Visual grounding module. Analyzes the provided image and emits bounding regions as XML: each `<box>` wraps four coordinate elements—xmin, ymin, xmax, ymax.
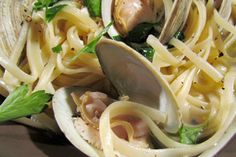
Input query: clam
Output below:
<box><xmin>0</xmin><ymin>0</ymin><xmax>33</xmax><ymax>58</ymax></box>
<box><xmin>101</xmin><ymin>0</ymin><xmax>163</xmax><ymax>37</ymax></box>
<box><xmin>102</xmin><ymin>0</ymin><xmax>192</xmax><ymax>44</ymax></box>
<box><xmin>159</xmin><ymin>0</ymin><xmax>192</xmax><ymax>44</ymax></box>
<box><xmin>52</xmin><ymin>38</ymin><xmax>181</xmax><ymax>156</ymax></box>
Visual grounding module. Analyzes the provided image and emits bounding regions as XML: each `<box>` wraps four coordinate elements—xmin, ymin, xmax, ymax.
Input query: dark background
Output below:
<box><xmin>0</xmin><ymin>122</ymin><xmax>235</xmax><ymax>157</ymax></box>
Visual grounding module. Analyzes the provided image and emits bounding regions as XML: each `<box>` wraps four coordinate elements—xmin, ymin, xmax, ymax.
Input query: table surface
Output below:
<box><xmin>0</xmin><ymin>122</ymin><xmax>235</xmax><ymax>157</ymax></box>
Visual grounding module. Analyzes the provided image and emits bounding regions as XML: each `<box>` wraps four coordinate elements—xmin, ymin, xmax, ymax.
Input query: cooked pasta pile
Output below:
<box><xmin>0</xmin><ymin>1</ymin><xmax>103</xmax><ymax>96</ymax></box>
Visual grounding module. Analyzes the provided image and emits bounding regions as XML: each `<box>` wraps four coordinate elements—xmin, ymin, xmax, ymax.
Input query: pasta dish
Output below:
<box><xmin>0</xmin><ymin>0</ymin><xmax>236</xmax><ymax>157</ymax></box>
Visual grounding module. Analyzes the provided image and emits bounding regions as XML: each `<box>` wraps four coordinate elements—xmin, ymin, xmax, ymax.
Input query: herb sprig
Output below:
<box><xmin>179</xmin><ymin>125</ymin><xmax>203</xmax><ymax>144</ymax></box>
<box><xmin>0</xmin><ymin>85</ymin><xmax>52</xmax><ymax>123</ymax></box>
<box><xmin>33</xmin><ymin>0</ymin><xmax>67</xmax><ymax>22</ymax></box>
<box><xmin>84</xmin><ymin>0</ymin><xmax>101</xmax><ymax>17</ymax></box>
<box><xmin>52</xmin><ymin>44</ymin><xmax>62</xmax><ymax>53</ymax></box>
<box><xmin>72</xmin><ymin>22</ymin><xmax>113</xmax><ymax>60</ymax></box>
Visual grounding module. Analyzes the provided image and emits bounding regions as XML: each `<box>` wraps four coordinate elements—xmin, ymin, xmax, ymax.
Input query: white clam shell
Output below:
<box><xmin>53</xmin><ymin>87</ymin><xmax>102</xmax><ymax>157</ymax></box>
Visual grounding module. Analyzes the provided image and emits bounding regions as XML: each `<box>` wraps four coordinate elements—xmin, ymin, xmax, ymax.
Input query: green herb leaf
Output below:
<box><xmin>112</xmin><ymin>35</ymin><xmax>123</xmax><ymax>41</ymax></box>
<box><xmin>33</xmin><ymin>0</ymin><xmax>51</xmax><ymax>10</ymax></box>
<box><xmin>127</xmin><ymin>42</ymin><xmax>155</xmax><ymax>62</ymax></box>
<box><xmin>46</xmin><ymin>4</ymin><xmax>67</xmax><ymax>22</ymax></box>
<box><xmin>33</xmin><ymin>0</ymin><xmax>61</xmax><ymax>10</ymax></box>
<box><xmin>33</xmin><ymin>0</ymin><xmax>66</xmax><ymax>22</ymax></box>
<box><xmin>84</xmin><ymin>0</ymin><xmax>101</xmax><ymax>17</ymax></box>
<box><xmin>0</xmin><ymin>85</ymin><xmax>52</xmax><ymax>123</ymax></box>
<box><xmin>126</xmin><ymin>22</ymin><xmax>158</xmax><ymax>43</ymax></box>
<box><xmin>179</xmin><ymin>125</ymin><xmax>203</xmax><ymax>144</ymax></box>
<box><xmin>52</xmin><ymin>44</ymin><xmax>62</xmax><ymax>53</ymax></box>
<box><xmin>48</xmin><ymin>0</ymin><xmax>61</xmax><ymax>6</ymax></box>
<box><xmin>72</xmin><ymin>22</ymin><xmax>113</xmax><ymax>60</ymax></box>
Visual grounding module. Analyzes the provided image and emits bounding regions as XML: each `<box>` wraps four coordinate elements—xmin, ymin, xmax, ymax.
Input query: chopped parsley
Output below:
<box><xmin>52</xmin><ymin>44</ymin><xmax>62</xmax><ymax>53</ymax></box>
<box><xmin>179</xmin><ymin>125</ymin><xmax>203</xmax><ymax>144</ymax></box>
<box><xmin>45</xmin><ymin>4</ymin><xmax>67</xmax><ymax>22</ymax></box>
<box><xmin>33</xmin><ymin>0</ymin><xmax>67</xmax><ymax>22</ymax></box>
<box><xmin>127</xmin><ymin>42</ymin><xmax>155</xmax><ymax>62</ymax></box>
<box><xmin>84</xmin><ymin>0</ymin><xmax>101</xmax><ymax>17</ymax></box>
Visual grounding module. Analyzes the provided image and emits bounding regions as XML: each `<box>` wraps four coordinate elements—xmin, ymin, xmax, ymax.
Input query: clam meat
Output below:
<box><xmin>102</xmin><ymin>0</ymin><xmax>164</xmax><ymax>37</ymax></box>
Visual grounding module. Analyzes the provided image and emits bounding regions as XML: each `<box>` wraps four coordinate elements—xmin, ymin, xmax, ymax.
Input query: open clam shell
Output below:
<box><xmin>53</xmin><ymin>87</ymin><xmax>102</xmax><ymax>157</ymax></box>
<box><xmin>0</xmin><ymin>0</ymin><xmax>33</xmax><ymax>57</ymax></box>
<box><xmin>52</xmin><ymin>38</ymin><xmax>182</xmax><ymax>156</ymax></box>
<box><xmin>159</xmin><ymin>0</ymin><xmax>192</xmax><ymax>44</ymax></box>
<box><xmin>96</xmin><ymin>38</ymin><xmax>181</xmax><ymax>133</ymax></box>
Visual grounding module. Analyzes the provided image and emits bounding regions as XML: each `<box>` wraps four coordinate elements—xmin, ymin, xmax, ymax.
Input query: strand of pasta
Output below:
<box><xmin>100</xmin><ymin>101</ymin><xmax>236</xmax><ymax>157</ymax></box>
<box><xmin>151</xmin><ymin>53</ymin><xmax>173</xmax><ymax>68</ymax></box>
<box><xmin>186</xmin><ymin>95</ymin><xmax>208</xmax><ymax>108</ymax></box>
<box><xmin>57</xmin><ymin>54</ymin><xmax>102</xmax><ymax>75</ymax></box>
<box><xmin>170</xmin><ymin>38</ymin><xmax>223</xmax><ymax>82</ymax></box>
<box><xmin>0</xmin><ymin>78</ymin><xmax>14</xmax><ymax>95</ymax></box>
<box><xmin>170</xmin><ymin>69</ymin><xmax>191</xmax><ymax>93</ymax></box>
<box><xmin>99</xmin><ymin>101</ymin><xmax>170</xmax><ymax>157</ymax></box>
<box><xmin>34</xmin><ymin>55</ymin><xmax>56</xmax><ymax>93</ymax></box>
<box><xmin>2</xmin><ymin>21</ymin><xmax>30</xmax><ymax>87</ymax></box>
<box><xmin>176</xmin><ymin>68</ymin><xmax>197</xmax><ymax>119</ymax></box>
<box><xmin>55</xmin><ymin>6</ymin><xmax>98</xmax><ymax>35</ymax></box>
<box><xmin>224</xmin><ymin>33</ymin><xmax>236</xmax><ymax>49</ymax></box>
<box><xmin>199</xmin><ymin>118</ymin><xmax>236</xmax><ymax>157</ymax></box>
<box><xmin>147</xmin><ymin>35</ymin><xmax>180</xmax><ymax>66</ymax></box>
<box><xmin>185</xmin><ymin>0</ymin><xmax>207</xmax><ymax>47</ymax></box>
<box><xmin>182</xmin><ymin>43</ymin><xmax>212</xmax><ymax>123</ymax></box>
<box><xmin>219</xmin><ymin>70</ymin><xmax>236</xmax><ymax>127</ymax></box>
<box><xmin>211</xmin><ymin>18</ymin><xmax>226</xmax><ymax>53</ymax></box>
<box><xmin>0</xmin><ymin>54</ymin><xmax>36</xmax><ymax>83</ymax></box>
<box><xmin>214</xmin><ymin>9</ymin><xmax>236</xmax><ymax>36</ymax></box>
<box><xmin>66</xmin><ymin>26</ymin><xmax>84</xmax><ymax>50</ymax></box>
<box><xmin>219</xmin><ymin>0</ymin><xmax>232</xmax><ymax>19</ymax></box>
<box><xmin>26</xmin><ymin>22</ymin><xmax>44</xmax><ymax>78</ymax></box>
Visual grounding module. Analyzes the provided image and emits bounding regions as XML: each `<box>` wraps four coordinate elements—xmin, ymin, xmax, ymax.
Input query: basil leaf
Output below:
<box><xmin>126</xmin><ymin>22</ymin><xmax>158</xmax><ymax>43</ymax></box>
<box><xmin>52</xmin><ymin>44</ymin><xmax>62</xmax><ymax>53</ymax></box>
<box><xmin>127</xmin><ymin>42</ymin><xmax>155</xmax><ymax>62</ymax></box>
<box><xmin>46</xmin><ymin>4</ymin><xmax>67</xmax><ymax>22</ymax></box>
<box><xmin>84</xmin><ymin>0</ymin><xmax>101</xmax><ymax>17</ymax></box>
<box><xmin>0</xmin><ymin>85</ymin><xmax>52</xmax><ymax>123</ymax></box>
<box><xmin>72</xmin><ymin>22</ymin><xmax>113</xmax><ymax>60</ymax></box>
<box><xmin>179</xmin><ymin>125</ymin><xmax>203</xmax><ymax>144</ymax></box>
